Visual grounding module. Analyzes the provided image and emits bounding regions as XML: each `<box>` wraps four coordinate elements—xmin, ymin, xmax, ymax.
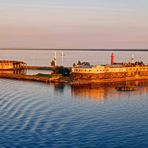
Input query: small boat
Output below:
<box><xmin>116</xmin><ymin>85</ymin><xmax>137</xmax><ymax>91</ymax></box>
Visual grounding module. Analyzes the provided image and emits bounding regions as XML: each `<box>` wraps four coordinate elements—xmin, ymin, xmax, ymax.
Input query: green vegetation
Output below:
<box><xmin>35</xmin><ymin>73</ymin><xmax>52</xmax><ymax>78</ymax></box>
<box><xmin>52</xmin><ymin>66</ymin><xmax>71</xmax><ymax>76</ymax></box>
<box><xmin>135</xmin><ymin>61</ymin><xmax>145</xmax><ymax>66</ymax></box>
<box><xmin>73</xmin><ymin>60</ymin><xmax>90</xmax><ymax>67</ymax></box>
<box><xmin>34</xmin><ymin>67</ymin><xmax>71</xmax><ymax>80</ymax></box>
<box><xmin>32</xmin><ymin>71</ymin><xmax>71</xmax><ymax>83</ymax></box>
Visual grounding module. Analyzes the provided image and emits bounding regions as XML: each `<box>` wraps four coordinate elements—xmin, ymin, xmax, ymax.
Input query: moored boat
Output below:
<box><xmin>116</xmin><ymin>86</ymin><xmax>137</xmax><ymax>91</ymax></box>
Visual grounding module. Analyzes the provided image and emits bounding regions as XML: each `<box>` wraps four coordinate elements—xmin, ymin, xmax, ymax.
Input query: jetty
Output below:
<box><xmin>0</xmin><ymin>73</ymin><xmax>68</xmax><ymax>84</ymax></box>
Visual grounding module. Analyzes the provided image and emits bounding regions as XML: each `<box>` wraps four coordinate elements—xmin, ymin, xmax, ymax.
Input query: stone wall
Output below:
<box><xmin>72</xmin><ymin>66</ymin><xmax>148</xmax><ymax>74</ymax></box>
<box><xmin>72</xmin><ymin>71</ymin><xmax>148</xmax><ymax>81</ymax></box>
<box><xmin>0</xmin><ymin>61</ymin><xmax>27</xmax><ymax>70</ymax></box>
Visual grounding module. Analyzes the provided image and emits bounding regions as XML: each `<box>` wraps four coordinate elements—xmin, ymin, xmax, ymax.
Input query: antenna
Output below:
<box><xmin>61</xmin><ymin>51</ymin><xmax>65</xmax><ymax>66</ymax></box>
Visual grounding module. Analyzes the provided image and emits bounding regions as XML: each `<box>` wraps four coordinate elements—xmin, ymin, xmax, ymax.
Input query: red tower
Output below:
<box><xmin>111</xmin><ymin>53</ymin><xmax>114</xmax><ymax>65</ymax></box>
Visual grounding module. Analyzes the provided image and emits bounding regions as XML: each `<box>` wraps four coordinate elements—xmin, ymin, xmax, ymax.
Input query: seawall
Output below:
<box><xmin>0</xmin><ymin>73</ymin><xmax>67</xmax><ymax>84</ymax></box>
<box><xmin>71</xmin><ymin>76</ymin><xmax>148</xmax><ymax>86</ymax></box>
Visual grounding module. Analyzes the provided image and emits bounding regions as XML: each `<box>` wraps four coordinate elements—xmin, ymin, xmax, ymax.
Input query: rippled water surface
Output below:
<box><xmin>0</xmin><ymin>79</ymin><xmax>148</xmax><ymax>147</ymax></box>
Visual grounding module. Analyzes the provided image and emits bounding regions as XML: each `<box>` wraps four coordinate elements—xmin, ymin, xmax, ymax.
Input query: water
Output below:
<box><xmin>27</xmin><ymin>70</ymin><xmax>51</xmax><ymax>75</ymax></box>
<box><xmin>0</xmin><ymin>69</ymin><xmax>51</xmax><ymax>75</ymax></box>
<box><xmin>0</xmin><ymin>50</ymin><xmax>148</xmax><ymax>147</ymax></box>
<box><xmin>0</xmin><ymin>79</ymin><xmax>148</xmax><ymax>147</ymax></box>
<box><xmin>0</xmin><ymin>50</ymin><xmax>147</xmax><ymax>66</ymax></box>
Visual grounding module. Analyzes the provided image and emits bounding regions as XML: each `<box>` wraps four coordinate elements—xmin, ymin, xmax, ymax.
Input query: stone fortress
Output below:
<box><xmin>72</xmin><ymin>53</ymin><xmax>148</xmax><ymax>82</ymax></box>
<box><xmin>0</xmin><ymin>60</ymin><xmax>27</xmax><ymax>70</ymax></box>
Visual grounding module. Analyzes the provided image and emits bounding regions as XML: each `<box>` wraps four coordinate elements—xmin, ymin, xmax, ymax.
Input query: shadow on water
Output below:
<box><xmin>52</xmin><ymin>83</ymin><xmax>66</xmax><ymax>94</ymax></box>
<box><xmin>71</xmin><ymin>80</ymin><xmax>148</xmax><ymax>102</ymax></box>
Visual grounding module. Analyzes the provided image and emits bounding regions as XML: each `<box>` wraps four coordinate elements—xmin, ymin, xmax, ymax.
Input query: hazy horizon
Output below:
<box><xmin>0</xmin><ymin>0</ymin><xmax>148</xmax><ymax>49</ymax></box>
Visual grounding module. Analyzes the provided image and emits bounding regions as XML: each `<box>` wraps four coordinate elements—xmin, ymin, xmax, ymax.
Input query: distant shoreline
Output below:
<box><xmin>0</xmin><ymin>49</ymin><xmax>148</xmax><ymax>52</ymax></box>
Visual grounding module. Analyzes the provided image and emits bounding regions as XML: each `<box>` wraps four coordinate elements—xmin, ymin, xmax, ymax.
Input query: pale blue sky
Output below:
<box><xmin>0</xmin><ymin>0</ymin><xmax>148</xmax><ymax>48</ymax></box>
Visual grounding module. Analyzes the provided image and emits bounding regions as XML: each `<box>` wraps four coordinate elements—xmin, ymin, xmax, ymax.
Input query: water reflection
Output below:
<box><xmin>71</xmin><ymin>80</ymin><xmax>148</xmax><ymax>102</ymax></box>
<box><xmin>0</xmin><ymin>69</ymin><xmax>26</xmax><ymax>75</ymax></box>
<box><xmin>53</xmin><ymin>83</ymin><xmax>65</xmax><ymax>94</ymax></box>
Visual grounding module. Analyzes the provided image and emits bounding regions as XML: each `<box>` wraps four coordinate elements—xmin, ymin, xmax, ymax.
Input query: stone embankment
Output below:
<box><xmin>71</xmin><ymin>76</ymin><xmax>148</xmax><ymax>86</ymax></box>
<box><xmin>0</xmin><ymin>73</ymin><xmax>69</xmax><ymax>84</ymax></box>
<box><xmin>1</xmin><ymin>72</ymin><xmax>148</xmax><ymax>86</ymax></box>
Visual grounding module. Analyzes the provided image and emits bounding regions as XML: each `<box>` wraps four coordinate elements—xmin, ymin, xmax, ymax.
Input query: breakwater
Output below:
<box><xmin>0</xmin><ymin>73</ymin><xmax>68</xmax><ymax>84</ymax></box>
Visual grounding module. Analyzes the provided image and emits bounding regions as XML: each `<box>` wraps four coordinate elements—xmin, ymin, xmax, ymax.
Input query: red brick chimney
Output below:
<box><xmin>111</xmin><ymin>53</ymin><xmax>114</xmax><ymax>65</ymax></box>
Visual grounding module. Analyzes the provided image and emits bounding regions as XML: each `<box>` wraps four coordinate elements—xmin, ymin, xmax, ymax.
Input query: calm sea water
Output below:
<box><xmin>0</xmin><ymin>79</ymin><xmax>148</xmax><ymax>147</ymax></box>
<box><xmin>0</xmin><ymin>50</ymin><xmax>148</xmax><ymax>147</ymax></box>
<box><xmin>27</xmin><ymin>70</ymin><xmax>51</xmax><ymax>75</ymax></box>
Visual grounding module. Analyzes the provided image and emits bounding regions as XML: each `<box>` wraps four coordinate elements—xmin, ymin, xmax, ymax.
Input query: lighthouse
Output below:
<box><xmin>111</xmin><ymin>53</ymin><xmax>115</xmax><ymax>65</ymax></box>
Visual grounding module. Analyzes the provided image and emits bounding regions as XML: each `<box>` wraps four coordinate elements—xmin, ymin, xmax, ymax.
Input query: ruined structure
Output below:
<box><xmin>0</xmin><ymin>60</ymin><xmax>27</xmax><ymax>70</ymax></box>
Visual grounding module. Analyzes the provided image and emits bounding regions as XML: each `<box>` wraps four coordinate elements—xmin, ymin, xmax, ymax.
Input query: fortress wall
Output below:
<box><xmin>72</xmin><ymin>72</ymin><xmax>127</xmax><ymax>80</ymax></box>
<box><xmin>0</xmin><ymin>62</ymin><xmax>14</xmax><ymax>70</ymax></box>
<box><xmin>72</xmin><ymin>66</ymin><xmax>148</xmax><ymax>74</ymax></box>
<box><xmin>0</xmin><ymin>61</ymin><xmax>27</xmax><ymax>70</ymax></box>
<box><xmin>72</xmin><ymin>68</ymin><xmax>148</xmax><ymax>81</ymax></box>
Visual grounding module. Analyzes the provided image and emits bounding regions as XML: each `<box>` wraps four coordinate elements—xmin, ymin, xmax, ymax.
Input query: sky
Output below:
<box><xmin>0</xmin><ymin>0</ymin><xmax>148</xmax><ymax>49</ymax></box>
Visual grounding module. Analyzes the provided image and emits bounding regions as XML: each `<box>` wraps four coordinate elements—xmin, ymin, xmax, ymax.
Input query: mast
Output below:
<box><xmin>61</xmin><ymin>51</ymin><xmax>64</xmax><ymax>66</ymax></box>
